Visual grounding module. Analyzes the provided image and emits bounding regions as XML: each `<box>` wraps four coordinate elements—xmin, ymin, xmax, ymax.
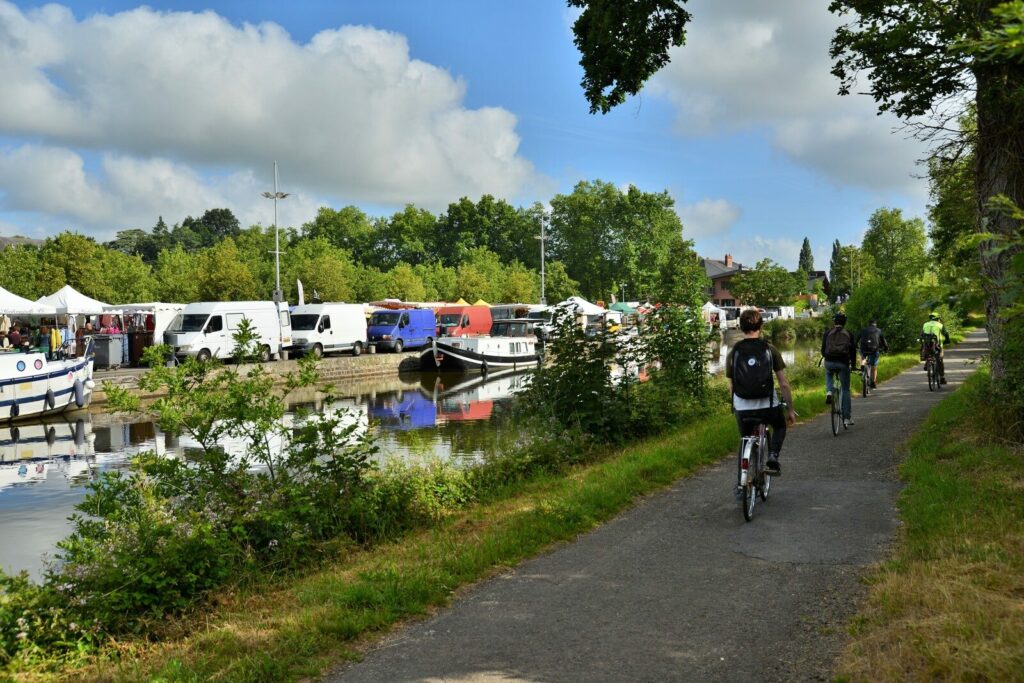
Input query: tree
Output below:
<box><xmin>655</xmin><ymin>238</ymin><xmax>708</xmax><ymax>304</ymax></box>
<box><xmin>499</xmin><ymin>262</ymin><xmax>539</xmax><ymax>303</ymax></box>
<box><xmin>386</xmin><ymin>263</ymin><xmax>427</xmax><ymax>302</ymax></box>
<box><xmin>283</xmin><ymin>239</ymin><xmax>357</xmax><ymax>303</ymax></box>
<box><xmin>543</xmin><ymin>261</ymin><xmax>580</xmax><ymax>303</ymax></box>
<box><xmin>830</xmin><ymin>245</ymin><xmax>876</xmax><ymax>299</ymax></box>
<box><xmin>196</xmin><ymin>239</ymin><xmax>258</xmax><ymax>301</ymax></box>
<box><xmin>569</xmin><ymin>0</ymin><xmax>691</xmax><ymax>114</ymax></box>
<box><xmin>798</xmin><ymin>237</ymin><xmax>815</xmax><ymax>272</ymax></box>
<box><xmin>829</xmin><ymin>0</ymin><xmax>1024</xmax><ymax>380</ymax></box>
<box><xmin>728</xmin><ymin>259</ymin><xmax>797</xmax><ymax>307</ymax></box>
<box><xmin>829</xmin><ymin>239</ymin><xmax>842</xmax><ymax>288</ymax></box>
<box><xmin>302</xmin><ymin>206</ymin><xmax>375</xmax><ymax>263</ymax></box>
<box><xmin>861</xmin><ymin>207</ymin><xmax>928</xmax><ymax>289</ymax></box>
<box><xmin>414</xmin><ymin>261</ymin><xmax>458</xmax><ymax>302</ymax></box>
<box><xmin>0</xmin><ymin>244</ymin><xmax>45</xmax><ymax>300</ymax></box>
<box><xmin>104</xmin><ymin>251</ymin><xmax>154</xmax><ymax>304</ymax></box>
<box><xmin>372</xmin><ymin>205</ymin><xmax>437</xmax><ymax>269</ymax></box>
<box><xmin>153</xmin><ymin>246</ymin><xmax>200</xmax><ymax>303</ymax></box>
<box><xmin>38</xmin><ymin>232</ymin><xmax>112</xmax><ymax>301</ymax></box>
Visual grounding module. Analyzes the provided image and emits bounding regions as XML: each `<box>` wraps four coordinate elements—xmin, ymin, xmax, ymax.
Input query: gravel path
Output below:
<box><xmin>326</xmin><ymin>330</ymin><xmax>989</xmax><ymax>682</ymax></box>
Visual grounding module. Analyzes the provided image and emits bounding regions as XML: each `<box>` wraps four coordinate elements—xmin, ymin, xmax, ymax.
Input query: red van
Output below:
<box><xmin>436</xmin><ymin>305</ymin><xmax>492</xmax><ymax>338</ymax></box>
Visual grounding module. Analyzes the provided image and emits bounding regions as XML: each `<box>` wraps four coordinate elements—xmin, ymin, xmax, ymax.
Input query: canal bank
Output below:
<box><xmin>89</xmin><ymin>350</ymin><xmax>424</xmax><ymax>406</ymax></box>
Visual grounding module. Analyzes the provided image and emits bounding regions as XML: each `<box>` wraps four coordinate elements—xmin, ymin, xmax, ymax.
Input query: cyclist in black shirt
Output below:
<box><xmin>856</xmin><ymin>319</ymin><xmax>888</xmax><ymax>389</ymax></box>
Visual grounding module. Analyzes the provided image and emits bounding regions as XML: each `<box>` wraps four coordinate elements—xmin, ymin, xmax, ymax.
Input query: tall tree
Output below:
<box><xmin>153</xmin><ymin>245</ymin><xmax>199</xmax><ymax>303</ymax></box>
<box><xmin>195</xmin><ymin>238</ymin><xmax>258</xmax><ymax>301</ymax></box>
<box><xmin>829</xmin><ymin>239</ymin><xmax>842</xmax><ymax>287</ymax></box>
<box><xmin>829</xmin><ymin>0</ymin><xmax>1024</xmax><ymax>380</ymax></box>
<box><xmin>798</xmin><ymin>237</ymin><xmax>815</xmax><ymax>272</ymax></box>
<box><xmin>728</xmin><ymin>259</ymin><xmax>797</xmax><ymax>307</ymax></box>
<box><xmin>302</xmin><ymin>206</ymin><xmax>375</xmax><ymax>263</ymax></box>
<box><xmin>861</xmin><ymin>207</ymin><xmax>928</xmax><ymax>288</ymax></box>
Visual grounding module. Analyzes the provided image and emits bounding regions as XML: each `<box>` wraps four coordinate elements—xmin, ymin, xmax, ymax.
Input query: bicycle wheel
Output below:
<box><xmin>759</xmin><ymin>468</ymin><xmax>771</xmax><ymax>501</ymax></box>
<box><xmin>861</xmin><ymin>367</ymin><xmax>869</xmax><ymax>397</ymax></box>
<box><xmin>831</xmin><ymin>388</ymin><xmax>841</xmax><ymax>436</ymax></box>
<box><xmin>927</xmin><ymin>362</ymin><xmax>936</xmax><ymax>391</ymax></box>
<box><xmin>742</xmin><ymin>483</ymin><xmax>756</xmax><ymax>521</ymax></box>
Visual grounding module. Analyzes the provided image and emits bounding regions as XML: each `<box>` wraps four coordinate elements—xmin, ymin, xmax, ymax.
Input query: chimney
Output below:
<box><xmin>724</xmin><ymin>254</ymin><xmax>733</xmax><ymax>267</ymax></box>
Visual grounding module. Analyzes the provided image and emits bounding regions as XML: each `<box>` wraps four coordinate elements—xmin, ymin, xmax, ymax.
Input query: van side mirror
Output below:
<box><xmin>317</xmin><ymin>324</ymin><xmax>324</xmax><ymax>333</ymax></box>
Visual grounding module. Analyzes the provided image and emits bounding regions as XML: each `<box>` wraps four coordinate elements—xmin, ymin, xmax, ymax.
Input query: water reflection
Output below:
<box><xmin>707</xmin><ymin>332</ymin><xmax>818</xmax><ymax>374</ymax></box>
<box><xmin>0</xmin><ymin>369</ymin><xmax>532</xmax><ymax>576</ymax></box>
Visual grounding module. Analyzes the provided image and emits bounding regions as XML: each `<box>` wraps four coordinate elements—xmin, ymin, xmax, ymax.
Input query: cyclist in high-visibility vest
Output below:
<box><xmin>921</xmin><ymin>312</ymin><xmax>950</xmax><ymax>384</ymax></box>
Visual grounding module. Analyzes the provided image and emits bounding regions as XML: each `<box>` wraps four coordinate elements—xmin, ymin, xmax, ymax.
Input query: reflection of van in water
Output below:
<box><xmin>367</xmin><ymin>309</ymin><xmax>435</xmax><ymax>353</ymax></box>
<box><xmin>288</xmin><ymin>303</ymin><xmax>367</xmax><ymax>358</ymax></box>
<box><xmin>165</xmin><ymin>301</ymin><xmax>292</xmax><ymax>362</ymax></box>
<box><xmin>436</xmin><ymin>305</ymin><xmax>492</xmax><ymax>338</ymax></box>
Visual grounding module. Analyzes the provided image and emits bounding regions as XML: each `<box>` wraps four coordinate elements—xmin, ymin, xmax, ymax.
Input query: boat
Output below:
<box><xmin>422</xmin><ymin>319</ymin><xmax>540</xmax><ymax>373</ymax></box>
<box><xmin>0</xmin><ymin>339</ymin><xmax>95</xmax><ymax>422</ymax></box>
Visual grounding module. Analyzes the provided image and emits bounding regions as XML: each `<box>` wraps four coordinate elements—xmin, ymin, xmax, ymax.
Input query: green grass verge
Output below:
<box><xmin>838</xmin><ymin>369</ymin><xmax>1024</xmax><ymax>681</ymax></box>
<box><xmin>10</xmin><ymin>351</ymin><xmax>923</xmax><ymax>682</ymax></box>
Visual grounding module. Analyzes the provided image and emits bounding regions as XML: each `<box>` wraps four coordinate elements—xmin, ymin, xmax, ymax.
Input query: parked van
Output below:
<box><xmin>436</xmin><ymin>305</ymin><xmax>492</xmax><ymax>338</ymax></box>
<box><xmin>164</xmin><ymin>301</ymin><xmax>292</xmax><ymax>362</ymax></box>
<box><xmin>367</xmin><ymin>308</ymin><xmax>435</xmax><ymax>353</ymax></box>
<box><xmin>288</xmin><ymin>303</ymin><xmax>367</xmax><ymax>358</ymax></box>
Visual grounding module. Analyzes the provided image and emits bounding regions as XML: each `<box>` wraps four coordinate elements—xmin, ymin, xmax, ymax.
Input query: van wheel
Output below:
<box><xmin>197</xmin><ymin>349</ymin><xmax>212</xmax><ymax>363</ymax></box>
<box><xmin>394</xmin><ymin>339</ymin><xmax>404</xmax><ymax>354</ymax></box>
<box><xmin>259</xmin><ymin>345</ymin><xmax>272</xmax><ymax>363</ymax></box>
<box><xmin>312</xmin><ymin>343</ymin><xmax>324</xmax><ymax>359</ymax></box>
<box><xmin>351</xmin><ymin>342</ymin><xmax>362</xmax><ymax>357</ymax></box>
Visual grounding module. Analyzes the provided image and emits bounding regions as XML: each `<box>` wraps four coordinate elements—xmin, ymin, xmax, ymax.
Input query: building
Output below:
<box><xmin>702</xmin><ymin>254</ymin><xmax>745</xmax><ymax>307</ymax></box>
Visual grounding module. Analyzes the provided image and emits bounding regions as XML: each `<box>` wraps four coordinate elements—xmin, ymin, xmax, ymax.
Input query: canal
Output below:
<box><xmin>0</xmin><ymin>369</ymin><xmax>532</xmax><ymax>577</ymax></box>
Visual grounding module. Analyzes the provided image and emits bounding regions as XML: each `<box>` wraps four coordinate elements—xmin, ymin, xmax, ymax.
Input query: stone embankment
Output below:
<box><xmin>90</xmin><ymin>351</ymin><xmax>425</xmax><ymax>406</ymax></box>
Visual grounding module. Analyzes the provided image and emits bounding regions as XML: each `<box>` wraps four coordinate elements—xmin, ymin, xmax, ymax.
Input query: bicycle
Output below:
<box><xmin>828</xmin><ymin>367</ymin><xmax>847</xmax><ymax>436</ymax></box>
<box><xmin>737</xmin><ymin>413</ymin><xmax>775</xmax><ymax>521</ymax></box>
<box><xmin>920</xmin><ymin>336</ymin><xmax>941</xmax><ymax>392</ymax></box>
<box><xmin>860</xmin><ymin>359</ymin><xmax>871</xmax><ymax>397</ymax></box>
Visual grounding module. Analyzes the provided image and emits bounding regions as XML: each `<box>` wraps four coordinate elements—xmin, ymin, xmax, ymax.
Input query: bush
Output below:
<box><xmin>844</xmin><ymin>279</ymin><xmax>920</xmax><ymax>350</ymax></box>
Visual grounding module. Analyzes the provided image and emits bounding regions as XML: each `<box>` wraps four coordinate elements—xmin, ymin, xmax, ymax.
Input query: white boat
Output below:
<box><xmin>422</xmin><ymin>319</ymin><xmax>540</xmax><ymax>373</ymax></box>
<box><xmin>0</xmin><ymin>340</ymin><xmax>95</xmax><ymax>422</ymax></box>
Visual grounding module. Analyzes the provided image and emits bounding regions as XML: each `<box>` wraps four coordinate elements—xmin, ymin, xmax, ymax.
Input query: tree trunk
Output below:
<box><xmin>974</xmin><ymin>62</ymin><xmax>1024</xmax><ymax>381</ymax></box>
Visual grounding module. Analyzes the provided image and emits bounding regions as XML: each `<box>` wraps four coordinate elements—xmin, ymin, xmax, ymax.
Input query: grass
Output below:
<box><xmin>838</xmin><ymin>369</ymin><xmax>1024</xmax><ymax>682</ymax></box>
<box><xmin>7</xmin><ymin>349</ymin><xmax>926</xmax><ymax>682</ymax></box>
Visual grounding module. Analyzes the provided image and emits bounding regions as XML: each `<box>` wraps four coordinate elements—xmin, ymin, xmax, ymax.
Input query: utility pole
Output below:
<box><xmin>262</xmin><ymin>161</ymin><xmax>290</xmax><ymax>303</ymax></box>
<box><xmin>535</xmin><ymin>212</ymin><xmax>548</xmax><ymax>305</ymax></box>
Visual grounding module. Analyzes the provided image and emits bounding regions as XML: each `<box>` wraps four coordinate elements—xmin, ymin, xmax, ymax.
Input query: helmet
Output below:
<box><xmin>929</xmin><ymin>311</ymin><xmax>939</xmax><ymax>320</ymax></box>
<box><xmin>833</xmin><ymin>312</ymin><xmax>847</xmax><ymax>325</ymax></box>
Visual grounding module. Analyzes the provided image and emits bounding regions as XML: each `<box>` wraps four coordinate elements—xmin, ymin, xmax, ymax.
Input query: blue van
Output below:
<box><xmin>367</xmin><ymin>308</ymin><xmax>435</xmax><ymax>353</ymax></box>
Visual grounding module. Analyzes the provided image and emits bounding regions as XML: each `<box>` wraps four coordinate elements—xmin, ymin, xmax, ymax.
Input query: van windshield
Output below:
<box><xmin>439</xmin><ymin>314</ymin><xmax>463</xmax><ymax>325</ymax></box>
<box><xmin>291</xmin><ymin>314</ymin><xmax>320</xmax><ymax>331</ymax></box>
<box><xmin>178</xmin><ymin>314</ymin><xmax>208</xmax><ymax>332</ymax></box>
<box><xmin>370</xmin><ymin>312</ymin><xmax>400</xmax><ymax>326</ymax></box>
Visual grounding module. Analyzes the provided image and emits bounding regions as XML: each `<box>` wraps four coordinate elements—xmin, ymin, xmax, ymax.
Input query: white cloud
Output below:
<box><xmin>649</xmin><ymin>0</ymin><xmax>929</xmax><ymax>196</ymax></box>
<box><xmin>677</xmin><ymin>198</ymin><xmax>741</xmax><ymax>239</ymax></box>
<box><xmin>0</xmin><ymin>1</ymin><xmax>541</xmax><ymax>224</ymax></box>
<box><xmin>0</xmin><ymin>145</ymin><xmax>324</xmax><ymax>238</ymax></box>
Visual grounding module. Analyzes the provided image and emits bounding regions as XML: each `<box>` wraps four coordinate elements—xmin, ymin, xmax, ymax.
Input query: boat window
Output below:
<box><xmin>205</xmin><ymin>315</ymin><xmax>223</xmax><ymax>333</ymax></box>
<box><xmin>371</xmin><ymin>312</ymin><xmax>401</xmax><ymax>326</ymax></box>
<box><xmin>178</xmin><ymin>314</ymin><xmax>207</xmax><ymax>332</ymax></box>
<box><xmin>292</xmin><ymin>314</ymin><xmax>319</xmax><ymax>331</ymax></box>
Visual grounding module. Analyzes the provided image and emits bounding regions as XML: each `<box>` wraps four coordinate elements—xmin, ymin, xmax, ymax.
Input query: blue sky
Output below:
<box><xmin>0</xmin><ymin>0</ymin><xmax>931</xmax><ymax>270</ymax></box>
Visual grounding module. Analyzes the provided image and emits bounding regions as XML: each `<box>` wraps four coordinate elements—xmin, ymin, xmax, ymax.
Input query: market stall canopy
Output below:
<box><xmin>472</xmin><ymin>299</ymin><xmax>490</xmax><ymax>307</ymax></box>
<box><xmin>554</xmin><ymin>296</ymin><xmax>605</xmax><ymax>315</ymax></box>
<box><xmin>610</xmin><ymin>301</ymin><xmax>637</xmax><ymax>314</ymax></box>
<box><xmin>37</xmin><ymin>285</ymin><xmax>109</xmax><ymax>315</ymax></box>
<box><xmin>0</xmin><ymin>285</ymin><xmax>57</xmax><ymax>315</ymax></box>
<box><xmin>454</xmin><ymin>298</ymin><xmax>470</xmax><ymax>306</ymax></box>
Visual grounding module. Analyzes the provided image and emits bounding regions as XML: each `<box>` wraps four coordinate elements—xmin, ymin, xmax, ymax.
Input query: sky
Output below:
<box><xmin>0</xmin><ymin>0</ymin><xmax>933</xmax><ymax>271</ymax></box>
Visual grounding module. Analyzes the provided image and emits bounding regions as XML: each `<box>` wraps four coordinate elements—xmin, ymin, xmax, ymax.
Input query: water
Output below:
<box><xmin>708</xmin><ymin>331</ymin><xmax>820</xmax><ymax>374</ymax></box>
<box><xmin>0</xmin><ymin>369</ymin><xmax>533</xmax><ymax>577</ymax></box>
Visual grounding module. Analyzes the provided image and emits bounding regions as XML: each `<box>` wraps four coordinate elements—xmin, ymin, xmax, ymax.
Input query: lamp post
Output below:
<box><xmin>535</xmin><ymin>212</ymin><xmax>548</xmax><ymax>305</ymax></box>
<box><xmin>262</xmin><ymin>161</ymin><xmax>290</xmax><ymax>303</ymax></box>
<box><xmin>620</xmin><ymin>283</ymin><xmax>627</xmax><ymax>304</ymax></box>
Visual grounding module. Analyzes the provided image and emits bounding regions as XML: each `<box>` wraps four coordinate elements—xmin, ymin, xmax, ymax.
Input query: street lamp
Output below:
<box><xmin>262</xmin><ymin>161</ymin><xmax>290</xmax><ymax>303</ymax></box>
<box><xmin>534</xmin><ymin>211</ymin><xmax>548</xmax><ymax>305</ymax></box>
<box><xmin>620</xmin><ymin>283</ymin><xmax>627</xmax><ymax>304</ymax></box>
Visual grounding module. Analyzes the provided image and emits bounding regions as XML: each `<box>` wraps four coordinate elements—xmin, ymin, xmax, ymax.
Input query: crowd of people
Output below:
<box><xmin>0</xmin><ymin>316</ymin><xmax>126</xmax><ymax>359</ymax></box>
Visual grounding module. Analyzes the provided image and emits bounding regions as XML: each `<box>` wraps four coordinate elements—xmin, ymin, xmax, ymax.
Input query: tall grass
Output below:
<box><xmin>839</xmin><ymin>370</ymin><xmax>1024</xmax><ymax>681</ymax></box>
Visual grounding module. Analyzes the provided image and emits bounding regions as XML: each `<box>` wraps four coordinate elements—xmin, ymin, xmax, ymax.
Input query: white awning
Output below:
<box><xmin>0</xmin><ymin>285</ymin><xmax>57</xmax><ymax>315</ymax></box>
<box><xmin>37</xmin><ymin>285</ymin><xmax>109</xmax><ymax>315</ymax></box>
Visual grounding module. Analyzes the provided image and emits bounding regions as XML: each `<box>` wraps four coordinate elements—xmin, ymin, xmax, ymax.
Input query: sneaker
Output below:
<box><xmin>870</xmin><ymin>381</ymin><xmax>877</xmax><ymax>389</ymax></box>
<box><xmin>844</xmin><ymin>418</ymin><xmax>855</xmax><ymax>427</ymax></box>
<box><xmin>825</xmin><ymin>392</ymin><xmax>833</xmax><ymax>405</ymax></box>
<box><xmin>940</xmin><ymin>377</ymin><xmax>948</xmax><ymax>384</ymax></box>
<box><xmin>766</xmin><ymin>453</ymin><xmax>781</xmax><ymax>476</ymax></box>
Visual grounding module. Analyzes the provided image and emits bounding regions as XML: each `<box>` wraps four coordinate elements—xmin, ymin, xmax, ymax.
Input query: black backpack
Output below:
<box><xmin>860</xmin><ymin>327</ymin><xmax>881</xmax><ymax>353</ymax></box>
<box><xmin>824</xmin><ymin>328</ymin><xmax>853</xmax><ymax>361</ymax></box>
<box><xmin>732</xmin><ymin>338</ymin><xmax>774</xmax><ymax>402</ymax></box>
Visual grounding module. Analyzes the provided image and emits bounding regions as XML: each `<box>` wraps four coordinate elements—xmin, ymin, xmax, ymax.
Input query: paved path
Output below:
<box><xmin>327</xmin><ymin>331</ymin><xmax>989</xmax><ymax>683</ymax></box>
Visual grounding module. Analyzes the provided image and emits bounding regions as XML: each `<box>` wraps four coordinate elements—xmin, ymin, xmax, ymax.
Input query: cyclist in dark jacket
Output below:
<box><xmin>856</xmin><ymin>319</ymin><xmax>889</xmax><ymax>389</ymax></box>
<box><xmin>822</xmin><ymin>312</ymin><xmax>857</xmax><ymax>426</ymax></box>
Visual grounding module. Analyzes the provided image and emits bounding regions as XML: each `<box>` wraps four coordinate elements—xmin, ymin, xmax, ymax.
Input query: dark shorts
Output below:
<box><xmin>861</xmin><ymin>351</ymin><xmax>879</xmax><ymax>366</ymax></box>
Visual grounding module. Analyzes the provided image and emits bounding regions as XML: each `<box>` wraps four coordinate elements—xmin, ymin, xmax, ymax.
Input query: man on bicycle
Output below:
<box><xmin>822</xmin><ymin>312</ymin><xmax>856</xmax><ymax>427</ymax></box>
<box><xmin>921</xmin><ymin>312</ymin><xmax>950</xmax><ymax>384</ymax></box>
<box><xmin>726</xmin><ymin>308</ymin><xmax>796</xmax><ymax>484</ymax></box>
<box><xmin>856</xmin><ymin>318</ymin><xmax>888</xmax><ymax>389</ymax></box>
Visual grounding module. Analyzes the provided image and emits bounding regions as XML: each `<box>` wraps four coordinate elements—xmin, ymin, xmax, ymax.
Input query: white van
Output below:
<box><xmin>288</xmin><ymin>303</ymin><xmax>367</xmax><ymax>357</ymax></box>
<box><xmin>164</xmin><ymin>301</ymin><xmax>292</xmax><ymax>363</ymax></box>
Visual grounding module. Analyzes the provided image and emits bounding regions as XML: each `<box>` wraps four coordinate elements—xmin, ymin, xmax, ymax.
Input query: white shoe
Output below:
<box><xmin>844</xmin><ymin>418</ymin><xmax>855</xmax><ymax>427</ymax></box>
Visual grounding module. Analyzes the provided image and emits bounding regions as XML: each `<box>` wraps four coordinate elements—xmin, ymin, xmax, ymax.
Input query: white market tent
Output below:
<box><xmin>0</xmin><ymin>285</ymin><xmax>57</xmax><ymax>316</ymax></box>
<box><xmin>37</xmin><ymin>285</ymin><xmax>109</xmax><ymax>315</ymax></box>
<box><xmin>106</xmin><ymin>302</ymin><xmax>184</xmax><ymax>340</ymax></box>
<box><xmin>554</xmin><ymin>296</ymin><xmax>605</xmax><ymax>315</ymax></box>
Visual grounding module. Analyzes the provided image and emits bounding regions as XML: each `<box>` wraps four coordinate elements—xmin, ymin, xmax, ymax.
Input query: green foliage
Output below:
<box><xmin>843</xmin><ymin>279</ymin><xmax>920</xmax><ymax>351</ymax></box>
<box><xmin>798</xmin><ymin>237</ymin><xmax>815</xmax><ymax>272</ymax></box>
<box><xmin>569</xmin><ymin>0</ymin><xmax>691</xmax><ymax>114</ymax></box>
<box><xmin>543</xmin><ymin>260</ymin><xmax>580</xmax><ymax>302</ymax></box>
<box><xmin>727</xmin><ymin>258</ymin><xmax>796</xmax><ymax>307</ymax></box>
<box><xmin>830</xmin><ymin>245</ymin><xmax>875</xmax><ymax>299</ymax></box>
<box><xmin>196</xmin><ymin>238</ymin><xmax>259</xmax><ymax>301</ymax></box>
<box><xmin>861</xmin><ymin>208</ymin><xmax>928</xmax><ymax>289</ymax></box>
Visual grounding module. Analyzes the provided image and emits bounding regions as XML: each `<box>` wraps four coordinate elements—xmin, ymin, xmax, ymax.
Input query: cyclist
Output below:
<box><xmin>921</xmin><ymin>312</ymin><xmax>950</xmax><ymax>384</ymax></box>
<box><xmin>822</xmin><ymin>311</ymin><xmax>856</xmax><ymax>427</ymax></box>
<box><xmin>726</xmin><ymin>308</ymin><xmax>797</xmax><ymax>486</ymax></box>
<box><xmin>856</xmin><ymin>318</ymin><xmax>889</xmax><ymax>389</ymax></box>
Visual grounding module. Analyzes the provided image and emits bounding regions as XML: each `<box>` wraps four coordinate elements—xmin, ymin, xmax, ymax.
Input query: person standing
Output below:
<box><xmin>822</xmin><ymin>312</ymin><xmax>857</xmax><ymax>427</ymax></box>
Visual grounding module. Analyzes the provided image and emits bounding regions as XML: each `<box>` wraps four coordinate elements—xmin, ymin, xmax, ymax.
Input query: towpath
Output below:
<box><xmin>326</xmin><ymin>330</ymin><xmax>989</xmax><ymax>682</ymax></box>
